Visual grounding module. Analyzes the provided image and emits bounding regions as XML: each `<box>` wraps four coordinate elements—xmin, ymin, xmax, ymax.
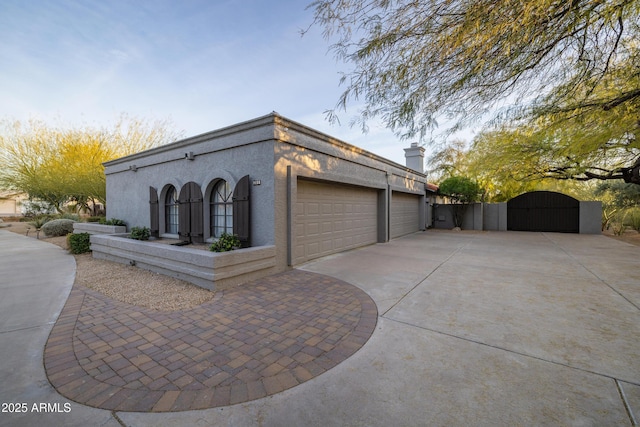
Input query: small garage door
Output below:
<box><xmin>294</xmin><ymin>179</ymin><xmax>378</xmax><ymax>264</ymax></box>
<box><xmin>390</xmin><ymin>192</ymin><xmax>421</xmax><ymax>239</ymax></box>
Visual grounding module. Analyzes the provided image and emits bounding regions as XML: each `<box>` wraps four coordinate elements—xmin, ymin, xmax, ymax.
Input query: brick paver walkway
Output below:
<box><xmin>44</xmin><ymin>270</ymin><xmax>377</xmax><ymax>412</ymax></box>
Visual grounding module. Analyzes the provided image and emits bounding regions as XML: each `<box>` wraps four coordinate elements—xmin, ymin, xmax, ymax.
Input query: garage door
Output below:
<box><xmin>294</xmin><ymin>179</ymin><xmax>378</xmax><ymax>264</ymax></box>
<box><xmin>390</xmin><ymin>192</ymin><xmax>421</xmax><ymax>239</ymax></box>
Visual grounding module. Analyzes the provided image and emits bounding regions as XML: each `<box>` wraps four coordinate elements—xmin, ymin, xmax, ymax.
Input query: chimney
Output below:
<box><xmin>404</xmin><ymin>142</ymin><xmax>425</xmax><ymax>173</ymax></box>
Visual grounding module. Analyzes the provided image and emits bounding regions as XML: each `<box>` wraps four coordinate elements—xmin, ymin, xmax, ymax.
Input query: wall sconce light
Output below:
<box><xmin>130</xmin><ymin>165</ymin><xmax>138</xmax><ymax>172</ymax></box>
<box><xmin>185</xmin><ymin>151</ymin><xmax>195</xmax><ymax>160</ymax></box>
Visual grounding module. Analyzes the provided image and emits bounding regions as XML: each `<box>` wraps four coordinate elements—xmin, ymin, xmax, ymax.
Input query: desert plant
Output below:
<box><xmin>626</xmin><ymin>208</ymin><xmax>640</xmax><ymax>232</ymax></box>
<box><xmin>99</xmin><ymin>217</ymin><xmax>127</xmax><ymax>226</ymax></box>
<box><xmin>28</xmin><ymin>216</ymin><xmax>49</xmax><ymax>229</ymax></box>
<box><xmin>612</xmin><ymin>221</ymin><xmax>627</xmax><ymax>236</ymax></box>
<box><xmin>86</xmin><ymin>216</ymin><xmax>104</xmax><ymax>222</ymax></box>
<box><xmin>41</xmin><ymin>218</ymin><xmax>75</xmax><ymax>237</ymax></box>
<box><xmin>130</xmin><ymin>226</ymin><xmax>150</xmax><ymax>240</ymax></box>
<box><xmin>59</xmin><ymin>213</ymin><xmax>81</xmax><ymax>221</ymax></box>
<box><xmin>67</xmin><ymin>232</ymin><xmax>91</xmax><ymax>254</ymax></box>
<box><xmin>210</xmin><ymin>232</ymin><xmax>241</xmax><ymax>252</ymax></box>
<box><xmin>27</xmin><ymin>216</ymin><xmax>50</xmax><ymax>238</ymax></box>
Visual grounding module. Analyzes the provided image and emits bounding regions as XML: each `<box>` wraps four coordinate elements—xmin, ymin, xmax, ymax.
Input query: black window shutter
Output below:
<box><xmin>189</xmin><ymin>182</ymin><xmax>204</xmax><ymax>243</ymax></box>
<box><xmin>149</xmin><ymin>187</ymin><xmax>159</xmax><ymax>238</ymax></box>
<box><xmin>178</xmin><ymin>184</ymin><xmax>191</xmax><ymax>241</ymax></box>
<box><xmin>233</xmin><ymin>175</ymin><xmax>251</xmax><ymax>248</ymax></box>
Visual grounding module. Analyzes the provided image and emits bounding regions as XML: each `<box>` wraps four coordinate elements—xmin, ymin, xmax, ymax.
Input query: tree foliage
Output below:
<box><xmin>0</xmin><ymin>115</ymin><xmax>182</xmax><ymax>212</ymax></box>
<box><xmin>437</xmin><ymin>175</ymin><xmax>481</xmax><ymax>228</ymax></box>
<box><xmin>310</xmin><ymin>0</ymin><xmax>640</xmax><ymax>185</ymax></box>
<box><xmin>438</xmin><ymin>176</ymin><xmax>481</xmax><ymax>204</ymax></box>
<box><xmin>468</xmin><ymin>94</ymin><xmax>640</xmax><ymax>187</ymax></box>
<box><xmin>310</xmin><ymin>0</ymin><xmax>640</xmax><ymax>140</ymax></box>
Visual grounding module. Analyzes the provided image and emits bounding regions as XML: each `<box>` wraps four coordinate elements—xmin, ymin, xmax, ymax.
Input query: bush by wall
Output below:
<box><xmin>130</xmin><ymin>226</ymin><xmax>150</xmax><ymax>240</ymax></box>
<box><xmin>67</xmin><ymin>233</ymin><xmax>91</xmax><ymax>254</ymax></box>
<box><xmin>210</xmin><ymin>233</ymin><xmax>241</xmax><ymax>252</ymax></box>
<box><xmin>99</xmin><ymin>218</ymin><xmax>127</xmax><ymax>226</ymax></box>
<box><xmin>41</xmin><ymin>219</ymin><xmax>75</xmax><ymax>237</ymax></box>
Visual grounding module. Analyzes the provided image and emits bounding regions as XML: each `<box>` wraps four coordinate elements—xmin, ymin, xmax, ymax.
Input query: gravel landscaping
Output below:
<box><xmin>3</xmin><ymin>221</ymin><xmax>215</xmax><ymax>311</ymax></box>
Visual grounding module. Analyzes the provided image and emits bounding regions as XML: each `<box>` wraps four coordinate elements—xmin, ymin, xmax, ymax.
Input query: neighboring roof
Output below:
<box><xmin>426</xmin><ymin>183</ymin><xmax>439</xmax><ymax>193</ymax></box>
<box><xmin>0</xmin><ymin>190</ymin><xmax>26</xmax><ymax>200</ymax></box>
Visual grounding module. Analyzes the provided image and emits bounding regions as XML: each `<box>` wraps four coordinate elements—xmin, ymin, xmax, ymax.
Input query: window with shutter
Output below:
<box><xmin>165</xmin><ymin>186</ymin><xmax>179</xmax><ymax>234</ymax></box>
<box><xmin>210</xmin><ymin>180</ymin><xmax>233</xmax><ymax>238</ymax></box>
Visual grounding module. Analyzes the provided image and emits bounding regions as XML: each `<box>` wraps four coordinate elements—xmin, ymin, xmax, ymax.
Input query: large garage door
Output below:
<box><xmin>390</xmin><ymin>191</ymin><xmax>421</xmax><ymax>239</ymax></box>
<box><xmin>507</xmin><ymin>191</ymin><xmax>579</xmax><ymax>233</ymax></box>
<box><xmin>294</xmin><ymin>179</ymin><xmax>378</xmax><ymax>264</ymax></box>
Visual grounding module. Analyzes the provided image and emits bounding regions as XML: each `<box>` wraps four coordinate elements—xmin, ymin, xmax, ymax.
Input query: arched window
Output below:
<box><xmin>165</xmin><ymin>186</ymin><xmax>179</xmax><ymax>234</ymax></box>
<box><xmin>210</xmin><ymin>180</ymin><xmax>233</xmax><ymax>237</ymax></box>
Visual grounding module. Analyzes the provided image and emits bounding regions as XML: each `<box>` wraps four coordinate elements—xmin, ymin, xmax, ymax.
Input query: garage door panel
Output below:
<box><xmin>390</xmin><ymin>192</ymin><xmax>421</xmax><ymax>239</ymax></box>
<box><xmin>295</xmin><ymin>180</ymin><xmax>378</xmax><ymax>264</ymax></box>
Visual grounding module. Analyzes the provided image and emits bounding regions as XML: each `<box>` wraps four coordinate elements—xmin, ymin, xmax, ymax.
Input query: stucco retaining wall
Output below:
<box><xmin>73</xmin><ymin>223</ymin><xmax>127</xmax><ymax>235</ymax></box>
<box><xmin>90</xmin><ymin>234</ymin><xmax>277</xmax><ymax>291</ymax></box>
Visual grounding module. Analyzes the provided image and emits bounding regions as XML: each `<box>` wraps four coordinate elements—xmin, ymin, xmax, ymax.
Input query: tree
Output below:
<box><xmin>594</xmin><ymin>181</ymin><xmax>640</xmax><ymax>229</ymax></box>
<box><xmin>310</xmin><ymin>0</ymin><xmax>640</xmax><ymax>142</ymax></box>
<box><xmin>438</xmin><ymin>176</ymin><xmax>481</xmax><ymax>228</ymax></box>
<box><xmin>0</xmin><ymin>115</ymin><xmax>182</xmax><ymax>213</ymax></box>
<box><xmin>426</xmin><ymin>140</ymin><xmax>469</xmax><ymax>183</ymax></box>
<box><xmin>468</xmin><ymin>95</ymin><xmax>640</xmax><ymax>186</ymax></box>
<box><xmin>428</xmin><ymin>139</ymin><xmax>535</xmax><ymax>201</ymax></box>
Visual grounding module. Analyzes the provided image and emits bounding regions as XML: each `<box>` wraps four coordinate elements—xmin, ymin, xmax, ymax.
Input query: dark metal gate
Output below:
<box><xmin>507</xmin><ymin>191</ymin><xmax>579</xmax><ymax>233</ymax></box>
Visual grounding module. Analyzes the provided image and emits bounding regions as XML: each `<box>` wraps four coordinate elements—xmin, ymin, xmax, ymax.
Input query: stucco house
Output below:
<box><xmin>96</xmin><ymin>113</ymin><xmax>431</xmax><ymax>289</ymax></box>
<box><xmin>0</xmin><ymin>191</ymin><xmax>28</xmax><ymax>217</ymax></box>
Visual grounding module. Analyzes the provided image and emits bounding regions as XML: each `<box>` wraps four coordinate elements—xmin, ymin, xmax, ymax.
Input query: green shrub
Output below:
<box><xmin>130</xmin><ymin>226</ymin><xmax>150</xmax><ymax>240</ymax></box>
<box><xmin>626</xmin><ymin>208</ymin><xmax>640</xmax><ymax>232</ymax></box>
<box><xmin>59</xmin><ymin>213</ymin><xmax>80</xmax><ymax>221</ymax></box>
<box><xmin>67</xmin><ymin>233</ymin><xmax>91</xmax><ymax>254</ymax></box>
<box><xmin>99</xmin><ymin>217</ymin><xmax>127</xmax><ymax>226</ymax></box>
<box><xmin>41</xmin><ymin>219</ymin><xmax>75</xmax><ymax>237</ymax></box>
<box><xmin>210</xmin><ymin>233</ymin><xmax>241</xmax><ymax>252</ymax></box>
<box><xmin>86</xmin><ymin>216</ymin><xmax>104</xmax><ymax>223</ymax></box>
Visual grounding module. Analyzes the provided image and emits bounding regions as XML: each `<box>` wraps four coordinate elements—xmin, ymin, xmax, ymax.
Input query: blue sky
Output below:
<box><xmin>0</xmin><ymin>0</ymin><xmax>420</xmax><ymax>165</ymax></box>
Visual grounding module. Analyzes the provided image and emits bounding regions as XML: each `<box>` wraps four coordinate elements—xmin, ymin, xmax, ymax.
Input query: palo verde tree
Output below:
<box><xmin>309</xmin><ymin>0</ymin><xmax>640</xmax><ymax>182</ymax></box>
<box><xmin>428</xmin><ymin>140</ymin><xmax>538</xmax><ymax>202</ymax></box>
<box><xmin>0</xmin><ymin>115</ymin><xmax>182</xmax><ymax>213</ymax></box>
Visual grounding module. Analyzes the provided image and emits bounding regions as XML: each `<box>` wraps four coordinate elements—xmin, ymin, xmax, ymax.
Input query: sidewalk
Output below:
<box><xmin>1</xmin><ymin>229</ymin><xmax>639</xmax><ymax>426</ymax></box>
<box><xmin>0</xmin><ymin>230</ymin><xmax>119</xmax><ymax>427</ymax></box>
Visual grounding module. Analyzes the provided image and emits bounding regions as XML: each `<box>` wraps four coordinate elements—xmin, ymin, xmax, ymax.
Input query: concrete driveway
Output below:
<box><xmin>1</xmin><ymin>229</ymin><xmax>639</xmax><ymax>426</ymax></box>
